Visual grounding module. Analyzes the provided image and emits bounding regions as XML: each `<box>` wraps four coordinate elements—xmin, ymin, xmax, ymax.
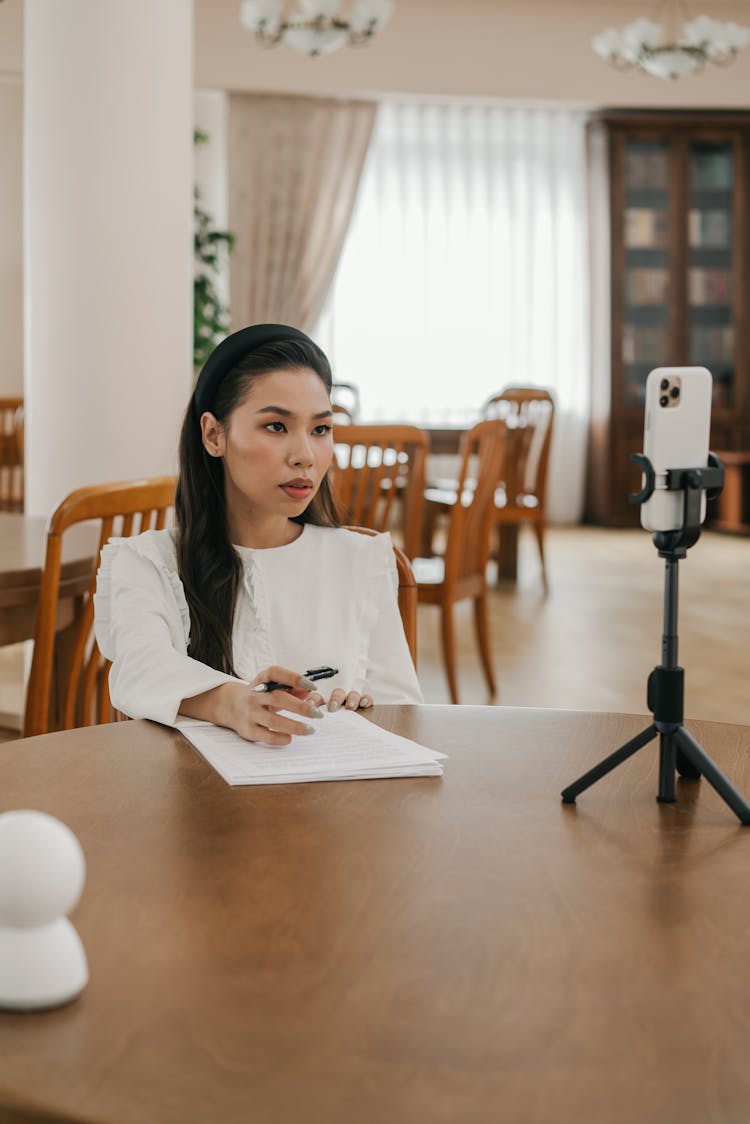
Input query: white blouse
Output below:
<box><xmin>94</xmin><ymin>524</ymin><xmax>423</xmax><ymax>727</ymax></box>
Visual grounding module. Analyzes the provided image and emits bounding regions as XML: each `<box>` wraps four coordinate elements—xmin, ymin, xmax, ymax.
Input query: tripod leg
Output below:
<box><xmin>657</xmin><ymin>731</ymin><xmax>676</xmax><ymax>803</ymax></box>
<box><xmin>674</xmin><ymin>728</ymin><xmax>750</xmax><ymax>825</ymax></box>
<box><xmin>561</xmin><ymin>725</ymin><xmax>657</xmax><ymax>804</ymax></box>
<box><xmin>676</xmin><ymin>746</ymin><xmax>701</xmax><ymax>780</ymax></box>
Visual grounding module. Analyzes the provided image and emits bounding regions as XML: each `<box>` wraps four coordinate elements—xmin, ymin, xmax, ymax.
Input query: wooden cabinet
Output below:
<box><xmin>586</xmin><ymin>110</ymin><xmax>750</xmax><ymax>525</ymax></box>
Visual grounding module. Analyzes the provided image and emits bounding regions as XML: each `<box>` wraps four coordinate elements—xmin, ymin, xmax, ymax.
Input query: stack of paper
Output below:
<box><xmin>176</xmin><ymin>707</ymin><xmax>447</xmax><ymax>786</ymax></box>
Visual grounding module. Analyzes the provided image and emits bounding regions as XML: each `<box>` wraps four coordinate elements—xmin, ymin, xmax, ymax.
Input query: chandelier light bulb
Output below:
<box><xmin>298</xmin><ymin>0</ymin><xmax>341</xmax><ymax>16</ymax></box>
<box><xmin>240</xmin><ymin>0</ymin><xmax>283</xmax><ymax>35</ymax></box>
<box><xmin>240</xmin><ymin>0</ymin><xmax>395</xmax><ymax>55</ymax></box>
<box><xmin>350</xmin><ymin>0</ymin><xmax>395</xmax><ymax>32</ymax></box>
<box><xmin>592</xmin><ymin>7</ymin><xmax>750</xmax><ymax>79</ymax></box>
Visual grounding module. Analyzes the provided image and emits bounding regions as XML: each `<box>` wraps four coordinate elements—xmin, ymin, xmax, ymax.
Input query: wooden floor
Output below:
<box><xmin>1</xmin><ymin>524</ymin><xmax>748</xmax><ymax>741</ymax></box>
<box><xmin>416</xmin><ymin>524</ymin><xmax>750</xmax><ymax>726</ymax></box>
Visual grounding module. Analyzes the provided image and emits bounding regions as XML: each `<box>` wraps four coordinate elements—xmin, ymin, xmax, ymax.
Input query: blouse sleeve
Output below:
<box><xmin>360</xmin><ymin>533</ymin><xmax>423</xmax><ymax>705</ymax></box>
<box><xmin>94</xmin><ymin>541</ymin><xmax>243</xmax><ymax>727</ymax></box>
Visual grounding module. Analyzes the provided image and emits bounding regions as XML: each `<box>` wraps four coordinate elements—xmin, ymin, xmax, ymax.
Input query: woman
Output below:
<box><xmin>94</xmin><ymin>323</ymin><xmax>422</xmax><ymax>745</ymax></box>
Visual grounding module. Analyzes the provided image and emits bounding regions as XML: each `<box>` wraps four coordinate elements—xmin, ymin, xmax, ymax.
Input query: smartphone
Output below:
<box><xmin>640</xmin><ymin>366</ymin><xmax>713</xmax><ymax>533</ymax></box>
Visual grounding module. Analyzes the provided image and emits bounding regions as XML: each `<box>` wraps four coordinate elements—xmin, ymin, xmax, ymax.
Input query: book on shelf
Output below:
<box><xmin>622</xmin><ymin>325</ymin><xmax>668</xmax><ymax>364</ymax></box>
<box><xmin>688</xmin><ymin>268</ymin><xmax>732</xmax><ymax>305</ymax></box>
<box><xmin>688</xmin><ymin>324</ymin><xmax>734</xmax><ymax>364</ymax></box>
<box><xmin>625</xmin><ymin>266</ymin><xmax>669</xmax><ymax>304</ymax></box>
<box><xmin>691</xmin><ymin>150</ymin><xmax>733</xmax><ymax>191</ymax></box>
<box><xmin>624</xmin><ymin>207</ymin><xmax>667</xmax><ymax>248</ymax></box>
<box><xmin>688</xmin><ymin>208</ymin><xmax>730</xmax><ymax>247</ymax></box>
<box><xmin>625</xmin><ymin>146</ymin><xmax>669</xmax><ymax>190</ymax></box>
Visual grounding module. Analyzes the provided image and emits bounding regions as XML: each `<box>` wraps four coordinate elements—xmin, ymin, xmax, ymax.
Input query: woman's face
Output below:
<box><xmin>200</xmin><ymin>367</ymin><xmax>334</xmax><ymax>535</ymax></box>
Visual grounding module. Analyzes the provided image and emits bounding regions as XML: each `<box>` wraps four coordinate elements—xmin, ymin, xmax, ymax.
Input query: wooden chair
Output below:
<box><xmin>23</xmin><ymin>476</ymin><xmax>176</xmax><ymax>737</ymax></box>
<box><xmin>0</xmin><ymin>397</ymin><xmax>24</xmax><ymax>513</ymax></box>
<box><xmin>347</xmin><ymin>526</ymin><xmax>417</xmax><ymax>667</ymax></box>
<box><xmin>331</xmin><ymin>424</ymin><xmax>429</xmax><ymax>561</ymax></box>
<box><xmin>482</xmin><ymin>386</ymin><xmax>555</xmax><ymax>589</ymax></box>
<box><xmin>413</xmin><ymin>418</ymin><xmax>507</xmax><ymax>704</ymax></box>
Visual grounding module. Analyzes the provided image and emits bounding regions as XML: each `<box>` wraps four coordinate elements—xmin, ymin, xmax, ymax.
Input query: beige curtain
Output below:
<box><xmin>228</xmin><ymin>93</ymin><xmax>376</xmax><ymax>333</ymax></box>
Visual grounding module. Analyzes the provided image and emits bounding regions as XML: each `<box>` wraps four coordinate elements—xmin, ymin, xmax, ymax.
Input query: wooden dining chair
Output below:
<box><xmin>347</xmin><ymin>525</ymin><xmax>418</xmax><ymax>667</ymax></box>
<box><xmin>0</xmin><ymin>397</ymin><xmax>24</xmax><ymax>513</ymax></box>
<box><xmin>413</xmin><ymin>418</ymin><xmax>507</xmax><ymax>705</ymax></box>
<box><xmin>482</xmin><ymin>386</ymin><xmax>555</xmax><ymax>589</ymax></box>
<box><xmin>331</xmin><ymin>424</ymin><xmax>429</xmax><ymax>561</ymax></box>
<box><xmin>23</xmin><ymin>476</ymin><xmax>176</xmax><ymax>738</ymax></box>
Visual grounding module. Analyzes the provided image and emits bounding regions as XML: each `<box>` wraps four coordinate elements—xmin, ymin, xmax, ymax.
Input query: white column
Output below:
<box><xmin>24</xmin><ymin>0</ymin><xmax>193</xmax><ymax>517</ymax></box>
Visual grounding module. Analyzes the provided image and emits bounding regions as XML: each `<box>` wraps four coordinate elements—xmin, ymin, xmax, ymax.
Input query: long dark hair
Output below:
<box><xmin>175</xmin><ymin>339</ymin><xmax>339</xmax><ymax>675</ymax></box>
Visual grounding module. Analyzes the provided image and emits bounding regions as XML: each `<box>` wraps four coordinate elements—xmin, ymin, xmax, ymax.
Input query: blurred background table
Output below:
<box><xmin>0</xmin><ymin>513</ymin><xmax>98</xmax><ymax>646</ymax></box>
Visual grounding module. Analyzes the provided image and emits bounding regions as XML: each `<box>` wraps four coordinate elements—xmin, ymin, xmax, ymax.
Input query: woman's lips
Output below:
<box><xmin>280</xmin><ymin>481</ymin><xmax>313</xmax><ymax>500</ymax></box>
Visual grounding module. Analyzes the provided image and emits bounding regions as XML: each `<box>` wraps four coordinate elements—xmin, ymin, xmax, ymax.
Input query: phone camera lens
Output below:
<box><xmin>659</xmin><ymin>395</ymin><xmax>669</xmax><ymax>407</ymax></box>
<box><xmin>670</xmin><ymin>386</ymin><xmax>680</xmax><ymax>399</ymax></box>
<box><xmin>660</xmin><ymin>378</ymin><xmax>669</xmax><ymax>391</ymax></box>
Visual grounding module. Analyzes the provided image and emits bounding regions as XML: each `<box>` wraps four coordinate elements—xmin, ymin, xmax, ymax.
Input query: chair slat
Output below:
<box><xmin>332</xmin><ymin>425</ymin><xmax>429</xmax><ymax>560</ymax></box>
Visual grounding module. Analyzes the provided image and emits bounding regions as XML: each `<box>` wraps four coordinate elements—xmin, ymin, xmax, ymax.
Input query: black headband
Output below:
<box><xmin>192</xmin><ymin>323</ymin><xmax>325</xmax><ymax>419</ymax></box>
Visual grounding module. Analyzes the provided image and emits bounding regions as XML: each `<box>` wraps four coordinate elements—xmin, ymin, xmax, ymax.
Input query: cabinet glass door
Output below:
<box><xmin>686</xmin><ymin>141</ymin><xmax>735</xmax><ymax>409</ymax></box>
<box><xmin>621</xmin><ymin>140</ymin><xmax>671</xmax><ymax>407</ymax></box>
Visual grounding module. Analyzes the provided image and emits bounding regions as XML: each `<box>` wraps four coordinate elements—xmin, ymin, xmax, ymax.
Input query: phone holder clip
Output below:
<box><xmin>628</xmin><ymin>451</ymin><xmax>724</xmax><ymax>555</ymax></box>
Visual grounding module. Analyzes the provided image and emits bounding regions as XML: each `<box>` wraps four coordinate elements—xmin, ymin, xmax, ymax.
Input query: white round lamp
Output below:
<box><xmin>0</xmin><ymin>811</ymin><xmax>88</xmax><ymax>1010</ymax></box>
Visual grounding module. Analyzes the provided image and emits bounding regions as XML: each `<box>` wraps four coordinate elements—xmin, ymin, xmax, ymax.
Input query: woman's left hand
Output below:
<box><xmin>306</xmin><ymin>688</ymin><xmax>374</xmax><ymax>713</ymax></box>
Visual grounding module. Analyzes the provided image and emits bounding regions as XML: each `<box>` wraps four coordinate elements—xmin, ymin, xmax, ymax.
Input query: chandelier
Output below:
<box><xmin>240</xmin><ymin>0</ymin><xmax>395</xmax><ymax>56</ymax></box>
<box><xmin>592</xmin><ymin>6</ymin><xmax>750</xmax><ymax>79</ymax></box>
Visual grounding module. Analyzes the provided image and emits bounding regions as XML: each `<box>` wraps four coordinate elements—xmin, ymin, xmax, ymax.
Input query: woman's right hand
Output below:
<box><xmin>181</xmin><ymin>666</ymin><xmax>323</xmax><ymax>745</ymax></box>
<box><xmin>230</xmin><ymin>666</ymin><xmax>324</xmax><ymax>744</ymax></box>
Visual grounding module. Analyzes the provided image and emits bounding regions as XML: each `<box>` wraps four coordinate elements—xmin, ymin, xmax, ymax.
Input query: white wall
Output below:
<box><xmin>0</xmin><ymin>78</ymin><xmax>23</xmax><ymax>396</ymax></box>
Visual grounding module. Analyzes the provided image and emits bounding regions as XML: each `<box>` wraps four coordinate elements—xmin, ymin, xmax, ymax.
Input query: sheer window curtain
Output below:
<box><xmin>316</xmin><ymin>102</ymin><xmax>591</xmax><ymax>523</ymax></box>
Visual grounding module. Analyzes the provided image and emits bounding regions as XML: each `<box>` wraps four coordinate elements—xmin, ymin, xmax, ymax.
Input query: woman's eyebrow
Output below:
<box><xmin>256</xmin><ymin>405</ymin><xmax>333</xmax><ymax>419</ymax></box>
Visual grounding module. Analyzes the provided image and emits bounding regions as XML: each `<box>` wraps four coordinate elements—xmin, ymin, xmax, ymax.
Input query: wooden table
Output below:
<box><xmin>0</xmin><ymin>513</ymin><xmax>98</xmax><ymax>646</ymax></box>
<box><xmin>1</xmin><ymin>705</ymin><xmax>750</xmax><ymax>1124</ymax></box>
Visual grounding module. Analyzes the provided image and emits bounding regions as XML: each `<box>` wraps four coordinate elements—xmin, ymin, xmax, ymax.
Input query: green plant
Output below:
<box><xmin>194</xmin><ymin>130</ymin><xmax>235</xmax><ymax>373</ymax></box>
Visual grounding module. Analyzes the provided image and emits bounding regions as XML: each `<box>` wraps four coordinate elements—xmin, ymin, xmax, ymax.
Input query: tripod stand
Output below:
<box><xmin>561</xmin><ymin>454</ymin><xmax>750</xmax><ymax>825</ymax></box>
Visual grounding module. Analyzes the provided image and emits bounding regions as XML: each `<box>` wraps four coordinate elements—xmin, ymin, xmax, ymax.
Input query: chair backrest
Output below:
<box><xmin>444</xmin><ymin>419</ymin><xmax>507</xmax><ymax>584</ymax></box>
<box><xmin>24</xmin><ymin>476</ymin><xmax>176</xmax><ymax>738</ymax></box>
<box><xmin>347</xmin><ymin>525</ymin><xmax>417</xmax><ymax>667</ymax></box>
<box><xmin>482</xmin><ymin>386</ymin><xmax>555</xmax><ymax>508</ymax></box>
<box><xmin>331</xmin><ymin>424</ymin><xmax>429</xmax><ymax>560</ymax></box>
<box><xmin>330</xmin><ymin>382</ymin><xmax>361</xmax><ymax>422</ymax></box>
<box><xmin>0</xmin><ymin>397</ymin><xmax>24</xmax><ymax>513</ymax></box>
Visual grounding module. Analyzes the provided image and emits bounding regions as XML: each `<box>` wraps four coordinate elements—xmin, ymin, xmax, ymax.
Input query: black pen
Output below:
<box><xmin>252</xmin><ymin>666</ymin><xmax>338</xmax><ymax>693</ymax></box>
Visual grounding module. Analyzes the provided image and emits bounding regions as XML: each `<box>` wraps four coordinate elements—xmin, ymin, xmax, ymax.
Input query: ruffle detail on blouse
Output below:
<box><xmin>352</xmin><ymin>531</ymin><xmax>396</xmax><ymax>693</ymax></box>
<box><xmin>94</xmin><ymin>530</ymin><xmax>191</xmax><ymax>656</ymax></box>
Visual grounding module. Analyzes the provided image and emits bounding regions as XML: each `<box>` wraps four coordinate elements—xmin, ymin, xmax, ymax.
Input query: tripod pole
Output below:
<box><xmin>655</xmin><ymin>554</ymin><xmax>681</xmax><ymax>803</ymax></box>
<box><xmin>662</xmin><ymin>555</ymin><xmax>679</xmax><ymax>668</ymax></box>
